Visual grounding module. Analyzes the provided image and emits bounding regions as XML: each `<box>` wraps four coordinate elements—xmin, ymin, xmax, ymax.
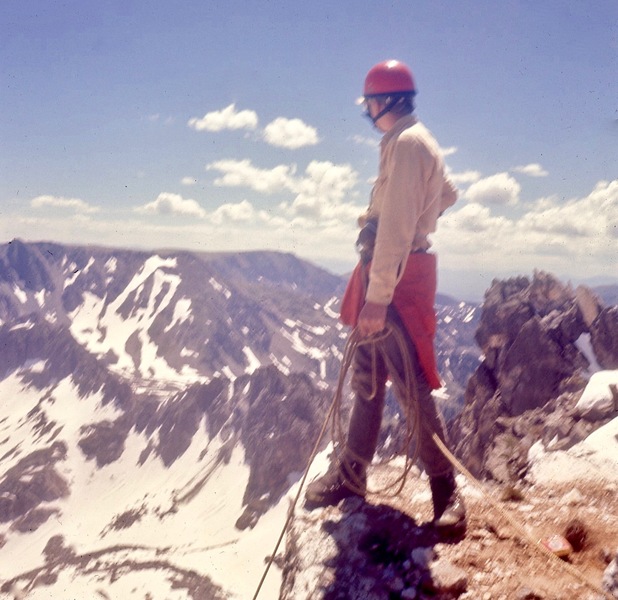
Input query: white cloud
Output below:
<box><xmin>513</xmin><ymin>163</ymin><xmax>549</xmax><ymax>177</ymax></box>
<box><xmin>282</xmin><ymin>161</ymin><xmax>359</xmax><ymax>220</ymax></box>
<box><xmin>263</xmin><ymin>117</ymin><xmax>319</xmax><ymax>149</ymax></box>
<box><xmin>207</xmin><ymin>159</ymin><xmax>297</xmax><ymax>194</ymax></box>
<box><xmin>187</xmin><ymin>104</ymin><xmax>258</xmax><ymax>132</ymax></box>
<box><xmin>31</xmin><ymin>195</ymin><xmax>99</xmax><ymax>214</ymax></box>
<box><xmin>519</xmin><ymin>179</ymin><xmax>618</xmax><ymax>239</ymax></box>
<box><xmin>181</xmin><ymin>176</ymin><xmax>197</xmax><ymax>186</ymax></box>
<box><xmin>449</xmin><ymin>170</ymin><xmax>482</xmax><ymax>186</ymax></box>
<box><xmin>350</xmin><ymin>134</ymin><xmax>379</xmax><ymax>148</ymax></box>
<box><xmin>434</xmin><ymin>178</ymin><xmax>618</xmax><ymax>278</ymax></box>
<box><xmin>209</xmin><ymin>200</ymin><xmax>255</xmax><ymax>225</ymax></box>
<box><xmin>207</xmin><ymin>157</ymin><xmax>360</xmax><ymax>222</ymax></box>
<box><xmin>440</xmin><ymin>146</ymin><xmax>458</xmax><ymax>157</ymax></box>
<box><xmin>146</xmin><ymin>114</ymin><xmax>175</xmax><ymax>125</ymax></box>
<box><xmin>135</xmin><ymin>192</ymin><xmax>206</xmax><ymax>218</ymax></box>
<box><xmin>464</xmin><ymin>172</ymin><xmax>521</xmax><ymax>206</ymax></box>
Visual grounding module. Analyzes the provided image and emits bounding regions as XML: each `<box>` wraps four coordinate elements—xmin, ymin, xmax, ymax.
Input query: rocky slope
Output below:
<box><xmin>281</xmin><ymin>444</ymin><xmax>618</xmax><ymax>600</ymax></box>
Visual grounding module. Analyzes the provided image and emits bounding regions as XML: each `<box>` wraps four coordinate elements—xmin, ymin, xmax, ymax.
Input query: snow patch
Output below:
<box><xmin>243</xmin><ymin>346</ymin><xmax>261</xmax><ymax>374</ymax></box>
<box><xmin>324</xmin><ymin>296</ymin><xmax>339</xmax><ymax>319</ymax></box>
<box><xmin>528</xmin><ymin>416</ymin><xmax>618</xmax><ymax>486</ymax></box>
<box><xmin>105</xmin><ymin>256</ymin><xmax>118</xmax><ymax>273</ymax></box>
<box><xmin>575</xmin><ymin>369</ymin><xmax>618</xmax><ymax>420</ymax></box>
<box><xmin>209</xmin><ymin>277</ymin><xmax>232</xmax><ymax>299</ymax></box>
<box><xmin>280</xmin><ymin>327</ymin><xmax>327</xmax><ymax>379</ymax></box>
<box><xmin>13</xmin><ymin>285</ymin><xmax>27</xmax><ymax>304</ymax></box>
<box><xmin>575</xmin><ymin>333</ymin><xmax>602</xmax><ymax>375</ymax></box>
<box><xmin>69</xmin><ymin>256</ymin><xmax>201</xmax><ymax>385</ymax></box>
<box><xmin>164</xmin><ymin>297</ymin><xmax>192</xmax><ymax>332</ymax></box>
<box><xmin>9</xmin><ymin>321</ymin><xmax>34</xmax><ymax>331</ymax></box>
<box><xmin>34</xmin><ymin>289</ymin><xmax>46</xmax><ymax>307</ymax></box>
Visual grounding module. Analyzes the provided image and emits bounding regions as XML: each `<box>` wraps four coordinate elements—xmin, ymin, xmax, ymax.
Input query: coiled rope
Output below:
<box><xmin>329</xmin><ymin>321</ymin><xmax>422</xmax><ymax>498</ymax></box>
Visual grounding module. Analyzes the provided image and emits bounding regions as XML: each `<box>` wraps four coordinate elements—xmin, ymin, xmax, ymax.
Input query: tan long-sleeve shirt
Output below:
<box><xmin>364</xmin><ymin>115</ymin><xmax>457</xmax><ymax>305</ymax></box>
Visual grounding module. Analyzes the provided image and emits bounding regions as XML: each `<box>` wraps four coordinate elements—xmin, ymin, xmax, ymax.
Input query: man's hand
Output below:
<box><xmin>357</xmin><ymin>301</ymin><xmax>388</xmax><ymax>338</ymax></box>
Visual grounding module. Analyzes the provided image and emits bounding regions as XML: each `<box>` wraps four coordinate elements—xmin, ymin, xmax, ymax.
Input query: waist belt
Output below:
<box><xmin>356</xmin><ymin>217</ymin><xmax>425</xmax><ymax>264</ymax></box>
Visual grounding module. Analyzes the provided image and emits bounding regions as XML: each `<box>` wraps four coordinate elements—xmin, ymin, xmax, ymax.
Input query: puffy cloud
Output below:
<box><xmin>146</xmin><ymin>114</ymin><xmax>175</xmax><ymax>126</ymax></box>
<box><xmin>350</xmin><ymin>134</ymin><xmax>379</xmax><ymax>148</ymax></box>
<box><xmin>434</xmin><ymin>179</ymin><xmax>618</xmax><ymax>277</ymax></box>
<box><xmin>187</xmin><ymin>104</ymin><xmax>258</xmax><ymax>132</ymax></box>
<box><xmin>263</xmin><ymin>117</ymin><xmax>319</xmax><ymax>149</ymax></box>
<box><xmin>519</xmin><ymin>179</ymin><xmax>618</xmax><ymax>239</ymax></box>
<box><xmin>464</xmin><ymin>172</ymin><xmax>521</xmax><ymax>206</ymax></box>
<box><xmin>187</xmin><ymin>105</ymin><xmax>319</xmax><ymax>150</ymax></box>
<box><xmin>512</xmin><ymin>163</ymin><xmax>549</xmax><ymax>177</ymax></box>
<box><xmin>206</xmin><ymin>158</ymin><xmax>361</xmax><ymax>222</ymax></box>
<box><xmin>181</xmin><ymin>176</ymin><xmax>197</xmax><ymax>186</ymax></box>
<box><xmin>442</xmin><ymin>202</ymin><xmax>510</xmax><ymax>234</ymax></box>
<box><xmin>269</xmin><ymin>160</ymin><xmax>360</xmax><ymax>221</ymax></box>
<box><xmin>135</xmin><ymin>192</ymin><xmax>206</xmax><ymax>218</ymax></box>
<box><xmin>31</xmin><ymin>195</ymin><xmax>99</xmax><ymax>214</ymax></box>
<box><xmin>207</xmin><ymin>159</ymin><xmax>297</xmax><ymax>194</ymax></box>
<box><xmin>209</xmin><ymin>200</ymin><xmax>255</xmax><ymax>224</ymax></box>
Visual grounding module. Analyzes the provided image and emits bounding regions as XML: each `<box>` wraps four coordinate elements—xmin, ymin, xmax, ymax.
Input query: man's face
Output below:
<box><xmin>364</xmin><ymin>97</ymin><xmax>380</xmax><ymax>119</ymax></box>
<box><xmin>364</xmin><ymin>97</ymin><xmax>389</xmax><ymax>132</ymax></box>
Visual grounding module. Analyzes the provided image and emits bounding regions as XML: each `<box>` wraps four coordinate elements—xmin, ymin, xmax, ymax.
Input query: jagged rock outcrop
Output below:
<box><xmin>450</xmin><ymin>271</ymin><xmax>618</xmax><ymax>482</ymax></box>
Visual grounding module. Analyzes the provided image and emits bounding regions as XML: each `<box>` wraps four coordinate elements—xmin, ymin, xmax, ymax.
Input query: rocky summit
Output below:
<box><xmin>281</xmin><ymin>272</ymin><xmax>618</xmax><ymax>600</ymax></box>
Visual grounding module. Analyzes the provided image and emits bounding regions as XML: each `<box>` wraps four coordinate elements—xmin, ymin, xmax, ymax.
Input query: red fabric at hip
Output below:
<box><xmin>339</xmin><ymin>253</ymin><xmax>442</xmax><ymax>390</ymax></box>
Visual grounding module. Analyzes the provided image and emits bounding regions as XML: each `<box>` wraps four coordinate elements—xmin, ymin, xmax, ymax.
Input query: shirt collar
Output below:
<box><xmin>380</xmin><ymin>114</ymin><xmax>418</xmax><ymax>148</ymax></box>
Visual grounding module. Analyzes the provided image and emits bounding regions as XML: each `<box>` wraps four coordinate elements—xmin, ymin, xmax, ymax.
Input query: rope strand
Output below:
<box><xmin>330</xmin><ymin>321</ymin><xmax>422</xmax><ymax>498</ymax></box>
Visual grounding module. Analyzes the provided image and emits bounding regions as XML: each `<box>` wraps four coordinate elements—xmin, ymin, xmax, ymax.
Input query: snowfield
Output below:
<box><xmin>0</xmin><ymin>370</ymin><xmax>290</xmax><ymax>598</ymax></box>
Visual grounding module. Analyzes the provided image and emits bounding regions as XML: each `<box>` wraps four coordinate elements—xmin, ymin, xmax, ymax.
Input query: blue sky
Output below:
<box><xmin>1</xmin><ymin>0</ymin><xmax>616</xmax><ymax>299</ymax></box>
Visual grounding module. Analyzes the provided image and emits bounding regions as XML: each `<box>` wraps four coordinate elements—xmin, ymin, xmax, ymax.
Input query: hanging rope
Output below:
<box><xmin>250</xmin><ymin>327</ymin><xmax>353</xmax><ymax>600</ymax></box>
<box><xmin>329</xmin><ymin>321</ymin><xmax>423</xmax><ymax>498</ymax></box>
<box><xmin>432</xmin><ymin>434</ymin><xmax>614</xmax><ymax>600</ymax></box>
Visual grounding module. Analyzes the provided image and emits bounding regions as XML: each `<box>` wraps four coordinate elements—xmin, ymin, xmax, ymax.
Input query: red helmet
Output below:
<box><xmin>362</xmin><ymin>60</ymin><xmax>416</xmax><ymax>98</ymax></box>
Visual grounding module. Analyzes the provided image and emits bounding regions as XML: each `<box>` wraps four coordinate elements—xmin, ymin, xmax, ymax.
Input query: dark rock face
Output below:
<box><xmin>235</xmin><ymin>366</ymin><xmax>331</xmax><ymax>529</ymax></box>
<box><xmin>0</xmin><ymin>442</ymin><xmax>69</xmax><ymax>523</ymax></box>
<box><xmin>590</xmin><ymin>306</ymin><xmax>618</xmax><ymax>369</ymax></box>
<box><xmin>450</xmin><ymin>271</ymin><xmax>617</xmax><ymax>481</ymax></box>
<box><xmin>3</xmin><ymin>239</ymin><xmax>56</xmax><ymax>292</ymax></box>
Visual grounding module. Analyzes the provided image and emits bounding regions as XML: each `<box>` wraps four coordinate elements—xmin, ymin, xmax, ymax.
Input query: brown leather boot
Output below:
<box><xmin>304</xmin><ymin>460</ymin><xmax>366</xmax><ymax>510</ymax></box>
<box><xmin>430</xmin><ymin>472</ymin><xmax>466</xmax><ymax>536</ymax></box>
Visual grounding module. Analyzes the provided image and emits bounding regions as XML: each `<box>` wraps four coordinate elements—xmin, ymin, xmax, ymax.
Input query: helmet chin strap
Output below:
<box><xmin>364</xmin><ymin>96</ymin><xmax>406</xmax><ymax>126</ymax></box>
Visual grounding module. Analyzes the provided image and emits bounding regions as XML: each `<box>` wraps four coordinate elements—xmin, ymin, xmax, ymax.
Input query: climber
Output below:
<box><xmin>304</xmin><ymin>59</ymin><xmax>466</xmax><ymax>535</ymax></box>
